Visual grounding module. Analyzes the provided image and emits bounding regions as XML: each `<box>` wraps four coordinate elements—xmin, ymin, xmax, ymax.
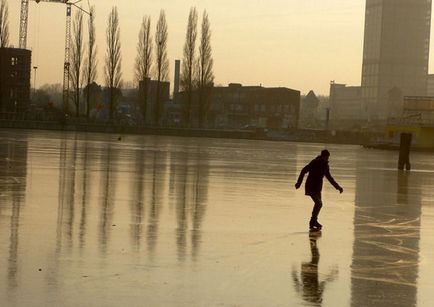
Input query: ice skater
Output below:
<box><xmin>295</xmin><ymin>149</ymin><xmax>343</xmax><ymax>231</ymax></box>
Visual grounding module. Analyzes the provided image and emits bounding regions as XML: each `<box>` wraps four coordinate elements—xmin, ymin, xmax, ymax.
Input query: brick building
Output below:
<box><xmin>173</xmin><ymin>83</ymin><xmax>300</xmax><ymax>129</ymax></box>
<box><xmin>0</xmin><ymin>48</ymin><xmax>31</xmax><ymax>113</ymax></box>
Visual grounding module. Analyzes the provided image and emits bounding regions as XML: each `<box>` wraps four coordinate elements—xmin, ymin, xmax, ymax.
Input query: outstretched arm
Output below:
<box><xmin>325</xmin><ymin>167</ymin><xmax>343</xmax><ymax>193</ymax></box>
<box><xmin>295</xmin><ymin>164</ymin><xmax>310</xmax><ymax>189</ymax></box>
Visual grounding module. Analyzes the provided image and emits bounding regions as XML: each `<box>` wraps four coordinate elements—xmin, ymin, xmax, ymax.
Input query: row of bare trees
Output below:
<box><xmin>105</xmin><ymin>7</ymin><xmax>122</xmax><ymax>120</ymax></box>
<box><xmin>0</xmin><ymin>0</ymin><xmax>8</xmax><ymax>48</ymax></box>
<box><xmin>0</xmin><ymin>0</ymin><xmax>9</xmax><ymax>112</ymax></box>
<box><xmin>134</xmin><ymin>8</ymin><xmax>214</xmax><ymax>127</ymax></box>
<box><xmin>73</xmin><ymin>7</ymin><xmax>170</xmax><ymax>124</ymax></box>
<box><xmin>134</xmin><ymin>10</ymin><xmax>169</xmax><ymax>125</ymax></box>
<box><xmin>135</xmin><ymin>16</ymin><xmax>152</xmax><ymax>123</ymax></box>
<box><xmin>0</xmin><ymin>2</ymin><xmax>214</xmax><ymax>127</ymax></box>
<box><xmin>154</xmin><ymin>11</ymin><xmax>169</xmax><ymax>125</ymax></box>
<box><xmin>181</xmin><ymin>8</ymin><xmax>214</xmax><ymax>127</ymax></box>
<box><xmin>70</xmin><ymin>6</ymin><xmax>98</xmax><ymax>118</ymax></box>
<box><xmin>70</xmin><ymin>6</ymin><xmax>124</xmax><ymax>121</ymax></box>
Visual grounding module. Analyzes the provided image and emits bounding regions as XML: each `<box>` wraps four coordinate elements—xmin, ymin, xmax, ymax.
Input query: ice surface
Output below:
<box><xmin>0</xmin><ymin>129</ymin><xmax>433</xmax><ymax>306</ymax></box>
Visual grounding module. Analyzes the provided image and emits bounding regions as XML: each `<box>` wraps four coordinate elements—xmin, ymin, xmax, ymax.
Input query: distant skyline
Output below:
<box><xmin>7</xmin><ymin>0</ymin><xmax>434</xmax><ymax>95</ymax></box>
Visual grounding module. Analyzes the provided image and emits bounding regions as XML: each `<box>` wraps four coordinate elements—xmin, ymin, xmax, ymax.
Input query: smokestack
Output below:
<box><xmin>174</xmin><ymin>59</ymin><xmax>180</xmax><ymax>97</ymax></box>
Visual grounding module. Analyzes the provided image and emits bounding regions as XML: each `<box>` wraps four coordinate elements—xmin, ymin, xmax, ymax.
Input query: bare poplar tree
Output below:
<box><xmin>197</xmin><ymin>10</ymin><xmax>214</xmax><ymax>127</ymax></box>
<box><xmin>0</xmin><ymin>0</ymin><xmax>8</xmax><ymax>110</ymax></box>
<box><xmin>70</xmin><ymin>10</ymin><xmax>84</xmax><ymax>117</ymax></box>
<box><xmin>154</xmin><ymin>10</ymin><xmax>169</xmax><ymax>126</ymax></box>
<box><xmin>84</xmin><ymin>6</ymin><xmax>97</xmax><ymax>118</ymax></box>
<box><xmin>181</xmin><ymin>7</ymin><xmax>198</xmax><ymax>126</ymax></box>
<box><xmin>135</xmin><ymin>16</ymin><xmax>152</xmax><ymax>123</ymax></box>
<box><xmin>105</xmin><ymin>7</ymin><xmax>122</xmax><ymax>121</ymax></box>
<box><xmin>0</xmin><ymin>0</ymin><xmax>9</xmax><ymax>48</ymax></box>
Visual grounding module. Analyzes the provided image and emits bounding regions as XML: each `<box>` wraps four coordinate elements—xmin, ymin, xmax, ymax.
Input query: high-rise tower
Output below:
<box><xmin>361</xmin><ymin>0</ymin><xmax>432</xmax><ymax>121</ymax></box>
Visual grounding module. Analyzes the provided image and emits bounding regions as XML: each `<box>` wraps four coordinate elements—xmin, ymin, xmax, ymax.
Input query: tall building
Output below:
<box><xmin>361</xmin><ymin>0</ymin><xmax>431</xmax><ymax>122</ymax></box>
<box><xmin>427</xmin><ymin>74</ymin><xmax>434</xmax><ymax>96</ymax></box>
<box><xmin>0</xmin><ymin>48</ymin><xmax>31</xmax><ymax>113</ymax></box>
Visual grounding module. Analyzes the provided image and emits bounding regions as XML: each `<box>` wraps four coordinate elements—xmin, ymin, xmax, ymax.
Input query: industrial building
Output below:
<box><xmin>329</xmin><ymin>82</ymin><xmax>364</xmax><ymax>129</ymax></box>
<box><xmin>0</xmin><ymin>48</ymin><xmax>31</xmax><ymax>114</ymax></box>
<box><xmin>172</xmin><ymin>83</ymin><xmax>300</xmax><ymax>129</ymax></box>
<box><xmin>385</xmin><ymin>96</ymin><xmax>434</xmax><ymax>149</ymax></box>
<box><xmin>138</xmin><ymin>78</ymin><xmax>170</xmax><ymax>124</ymax></box>
<box><xmin>361</xmin><ymin>0</ymin><xmax>431</xmax><ymax>122</ymax></box>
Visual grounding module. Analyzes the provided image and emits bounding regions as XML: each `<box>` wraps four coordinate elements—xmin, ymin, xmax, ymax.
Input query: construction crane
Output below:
<box><xmin>19</xmin><ymin>0</ymin><xmax>90</xmax><ymax>114</ymax></box>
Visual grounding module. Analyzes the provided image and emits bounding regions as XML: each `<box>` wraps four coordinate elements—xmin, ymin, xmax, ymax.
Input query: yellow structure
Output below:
<box><xmin>386</xmin><ymin>123</ymin><xmax>434</xmax><ymax>149</ymax></box>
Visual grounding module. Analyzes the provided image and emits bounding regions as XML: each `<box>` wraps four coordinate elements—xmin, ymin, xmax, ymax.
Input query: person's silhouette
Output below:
<box><xmin>292</xmin><ymin>234</ymin><xmax>338</xmax><ymax>306</ymax></box>
<box><xmin>295</xmin><ymin>149</ymin><xmax>343</xmax><ymax>230</ymax></box>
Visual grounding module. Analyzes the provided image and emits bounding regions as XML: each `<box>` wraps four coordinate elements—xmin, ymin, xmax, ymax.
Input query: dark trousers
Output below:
<box><xmin>310</xmin><ymin>194</ymin><xmax>323</xmax><ymax>221</ymax></box>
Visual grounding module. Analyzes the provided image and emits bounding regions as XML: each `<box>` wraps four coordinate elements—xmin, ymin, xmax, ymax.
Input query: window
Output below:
<box><xmin>11</xmin><ymin>57</ymin><xmax>18</xmax><ymax>66</ymax></box>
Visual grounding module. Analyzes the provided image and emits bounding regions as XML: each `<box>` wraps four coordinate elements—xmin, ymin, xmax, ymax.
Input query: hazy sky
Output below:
<box><xmin>7</xmin><ymin>0</ymin><xmax>434</xmax><ymax>95</ymax></box>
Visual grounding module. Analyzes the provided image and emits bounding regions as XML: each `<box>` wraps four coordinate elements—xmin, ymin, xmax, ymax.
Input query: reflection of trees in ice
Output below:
<box><xmin>170</xmin><ymin>145</ymin><xmax>209</xmax><ymax>263</ymax></box>
<box><xmin>0</xmin><ymin>136</ymin><xmax>28</xmax><ymax>292</ymax></box>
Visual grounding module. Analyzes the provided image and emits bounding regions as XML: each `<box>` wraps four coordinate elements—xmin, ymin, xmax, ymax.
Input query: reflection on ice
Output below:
<box><xmin>352</xmin><ymin>164</ymin><xmax>423</xmax><ymax>306</ymax></box>
<box><xmin>0</xmin><ymin>136</ymin><xmax>27</xmax><ymax>294</ymax></box>
<box><xmin>292</xmin><ymin>233</ymin><xmax>338</xmax><ymax>306</ymax></box>
<box><xmin>0</xmin><ymin>130</ymin><xmax>434</xmax><ymax>306</ymax></box>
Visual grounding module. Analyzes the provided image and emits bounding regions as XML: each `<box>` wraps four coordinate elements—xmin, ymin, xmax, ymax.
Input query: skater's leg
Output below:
<box><xmin>310</xmin><ymin>194</ymin><xmax>323</xmax><ymax>228</ymax></box>
<box><xmin>310</xmin><ymin>194</ymin><xmax>323</xmax><ymax>220</ymax></box>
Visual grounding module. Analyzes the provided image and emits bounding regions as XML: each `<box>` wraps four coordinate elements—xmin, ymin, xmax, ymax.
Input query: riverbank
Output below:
<box><xmin>363</xmin><ymin>142</ymin><xmax>434</xmax><ymax>152</ymax></box>
<box><xmin>0</xmin><ymin>119</ymin><xmax>379</xmax><ymax>146</ymax></box>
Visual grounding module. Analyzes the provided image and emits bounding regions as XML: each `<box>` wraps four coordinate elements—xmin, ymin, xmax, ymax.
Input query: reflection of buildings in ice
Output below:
<box><xmin>169</xmin><ymin>148</ymin><xmax>209</xmax><ymax>263</ymax></box>
<box><xmin>351</xmin><ymin>163</ymin><xmax>422</xmax><ymax>306</ymax></box>
<box><xmin>0</xmin><ymin>137</ymin><xmax>28</xmax><ymax>292</ymax></box>
<box><xmin>292</xmin><ymin>234</ymin><xmax>338</xmax><ymax>306</ymax></box>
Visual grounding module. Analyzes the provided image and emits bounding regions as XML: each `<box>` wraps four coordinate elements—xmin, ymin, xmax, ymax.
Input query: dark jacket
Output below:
<box><xmin>296</xmin><ymin>156</ymin><xmax>341</xmax><ymax>196</ymax></box>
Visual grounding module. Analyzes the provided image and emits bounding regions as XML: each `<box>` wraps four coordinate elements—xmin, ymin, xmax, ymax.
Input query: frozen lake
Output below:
<box><xmin>0</xmin><ymin>129</ymin><xmax>434</xmax><ymax>306</ymax></box>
